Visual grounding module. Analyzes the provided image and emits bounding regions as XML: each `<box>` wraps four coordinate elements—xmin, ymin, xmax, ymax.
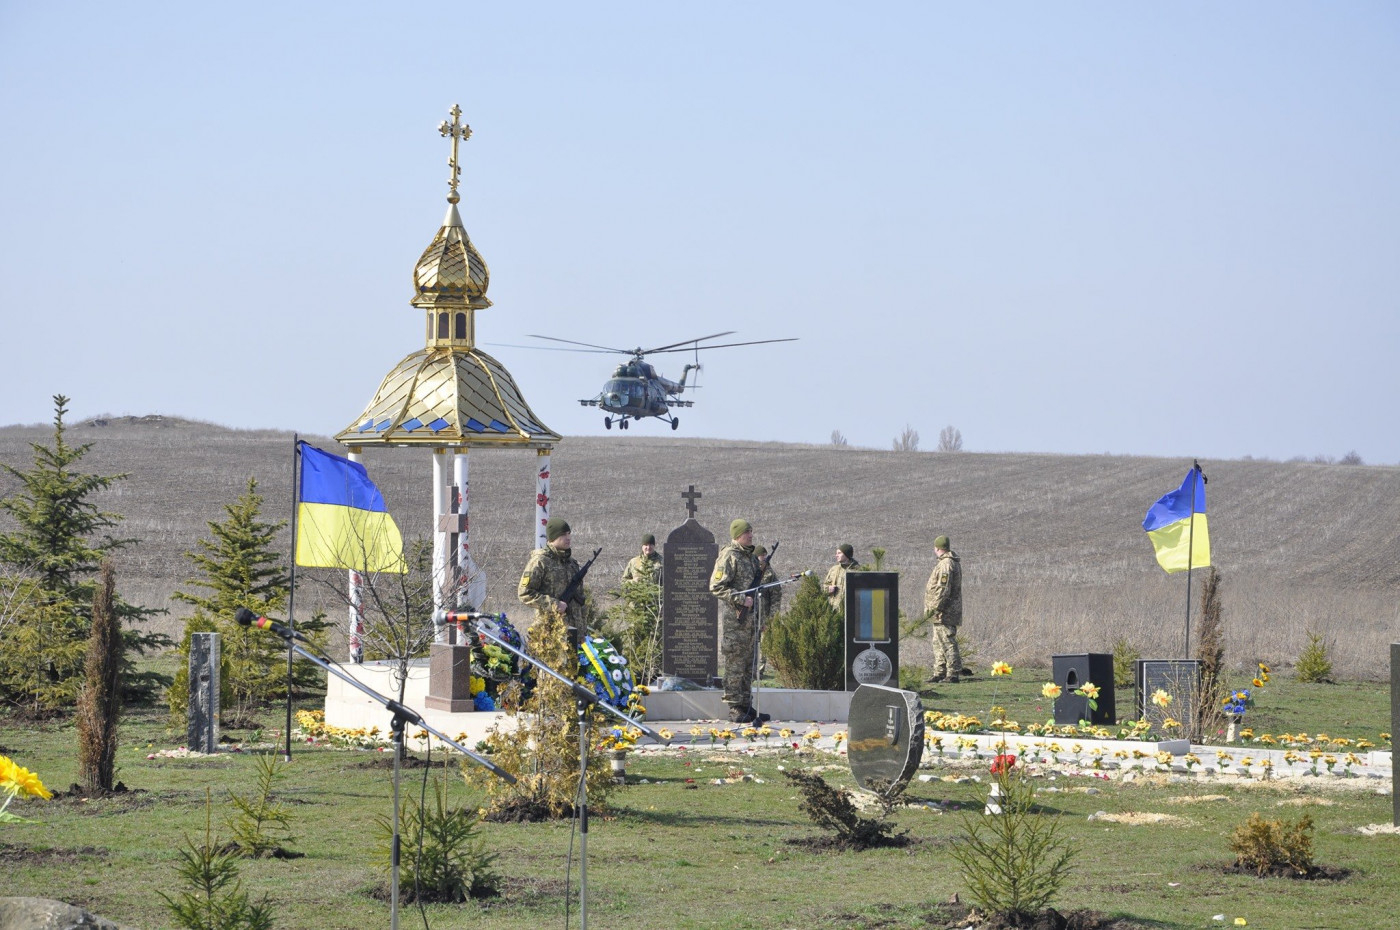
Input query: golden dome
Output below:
<box><xmin>411</xmin><ymin>202</ymin><xmax>491</xmax><ymax>311</ymax></box>
<box><xmin>336</xmin><ymin>347</ymin><xmax>559</xmax><ymax>449</ymax></box>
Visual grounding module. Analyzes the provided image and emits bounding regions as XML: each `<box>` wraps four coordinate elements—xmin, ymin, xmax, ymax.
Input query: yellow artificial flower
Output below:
<box><xmin>658</xmin><ymin>728</ymin><xmax>674</xmax><ymax>740</ymax></box>
<box><xmin>1252</xmin><ymin>678</ymin><xmax>1265</xmax><ymax>688</ymax></box>
<box><xmin>1151</xmin><ymin>689</ymin><xmax>1172</xmax><ymax>708</ymax></box>
<box><xmin>991</xmin><ymin>661</ymin><xmax>1013</xmax><ymax>677</ymax></box>
<box><xmin>1042</xmin><ymin>682</ymin><xmax>1062</xmax><ymax>699</ymax></box>
<box><xmin>0</xmin><ymin>756</ymin><xmax>52</xmax><ymax>800</ymax></box>
<box><xmin>1078</xmin><ymin>682</ymin><xmax>1100</xmax><ymax>700</ymax></box>
<box><xmin>1235</xmin><ymin>918</ymin><xmax>1247</xmax><ymax>926</ymax></box>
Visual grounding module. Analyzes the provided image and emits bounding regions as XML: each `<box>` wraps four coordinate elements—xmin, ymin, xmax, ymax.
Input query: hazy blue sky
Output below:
<box><xmin>3</xmin><ymin>3</ymin><xmax>1397</xmax><ymax>462</ymax></box>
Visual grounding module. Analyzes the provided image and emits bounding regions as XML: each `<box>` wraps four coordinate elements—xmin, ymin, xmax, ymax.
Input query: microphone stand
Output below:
<box><xmin>256</xmin><ymin>629</ymin><xmax>515</xmax><ymax>930</ymax></box>
<box><xmin>460</xmin><ymin>612</ymin><xmax>670</xmax><ymax>930</ymax></box>
<box><xmin>739</xmin><ymin>573</ymin><xmax>809</xmax><ymax>722</ymax></box>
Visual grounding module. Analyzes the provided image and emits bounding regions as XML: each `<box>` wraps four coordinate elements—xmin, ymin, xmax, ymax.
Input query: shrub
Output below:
<box><xmin>1228</xmin><ymin>812</ymin><xmax>1315</xmax><ymax>876</ymax></box>
<box><xmin>783</xmin><ymin>769</ymin><xmax>904</xmax><ymax>849</ymax></box>
<box><xmin>603</xmin><ymin>575</ymin><xmax>662</xmax><ymax>684</ymax></box>
<box><xmin>378</xmin><ymin>768</ymin><xmax>500</xmax><ymax>901</ymax></box>
<box><xmin>951</xmin><ymin>765</ymin><xmax>1075</xmax><ymax>920</ymax></box>
<box><xmin>1296</xmin><ymin>630</ymin><xmax>1333</xmax><ymax>683</ymax></box>
<box><xmin>225</xmin><ymin>753</ymin><xmax>296</xmax><ymax>859</ymax></box>
<box><xmin>76</xmin><ymin>562</ymin><xmax>123</xmax><ymax>794</ymax></box>
<box><xmin>761</xmin><ymin>573</ymin><xmax>843</xmax><ymax>690</ymax></box>
<box><xmin>159</xmin><ymin>790</ymin><xmax>274</xmax><ymax>930</ymax></box>
<box><xmin>1111</xmin><ymin>638</ymin><xmax>1140</xmax><ymax>687</ymax></box>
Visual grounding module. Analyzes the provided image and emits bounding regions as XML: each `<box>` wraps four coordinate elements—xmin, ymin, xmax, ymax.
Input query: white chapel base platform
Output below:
<box><xmin>324</xmin><ymin>660</ymin><xmax>854</xmax><ymax>745</ymax></box>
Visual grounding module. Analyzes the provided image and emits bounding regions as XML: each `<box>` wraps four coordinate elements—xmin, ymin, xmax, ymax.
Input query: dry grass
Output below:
<box><xmin>2</xmin><ymin>417</ymin><xmax>1397</xmax><ymax>678</ymax></box>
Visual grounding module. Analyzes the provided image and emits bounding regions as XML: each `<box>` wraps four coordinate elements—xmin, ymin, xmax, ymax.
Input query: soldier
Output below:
<box><xmin>755</xmin><ymin>545</ymin><xmax>782</xmax><ymax>619</ymax></box>
<box><xmin>518</xmin><ymin>517</ymin><xmax>587</xmax><ymax>636</ymax></box>
<box><xmin>924</xmin><ymin>534</ymin><xmax>965</xmax><ymax>683</ymax></box>
<box><xmin>621</xmin><ymin>533</ymin><xmax>663</xmax><ymax>586</ymax></box>
<box><xmin>822</xmin><ymin>543</ymin><xmax>860</xmax><ymax>614</ymax></box>
<box><xmin>710</xmin><ymin>518</ymin><xmax>769</xmax><ymax>724</ymax></box>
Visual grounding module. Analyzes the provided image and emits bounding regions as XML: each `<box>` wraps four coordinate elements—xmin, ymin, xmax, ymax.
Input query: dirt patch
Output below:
<box><xmin>1087</xmin><ymin>811</ymin><xmax>1194</xmax><ymax>827</ymax></box>
<box><xmin>0</xmin><ymin>843</ymin><xmax>109</xmax><ymax>866</ymax></box>
<box><xmin>916</xmin><ymin>902</ymin><xmax>1152</xmax><ymax>929</ymax></box>
<box><xmin>51</xmin><ymin>782</ymin><xmax>131</xmax><ymax>800</ymax></box>
<box><xmin>786</xmin><ymin>832</ymin><xmax>915</xmax><ymax>853</ymax></box>
<box><xmin>1221</xmin><ymin>862</ymin><xmax>1350</xmax><ymax>881</ymax></box>
<box><xmin>353</xmin><ymin>754</ymin><xmax>439</xmax><ymax>770</ymax></box>
<box><xmin>1359</xmin><ymin>822</ymin><xmax>1400</xmax><ymax>836</ymax></box>
<box><xmin>1164</xmin><ymin>794</ymin><xmax>1229</xmax><ymax>804</ymax></box>
<box><xmin>1276</xmin><ymin>796</ymin><xmax>1336</xmax><ymax>807</ymax></box>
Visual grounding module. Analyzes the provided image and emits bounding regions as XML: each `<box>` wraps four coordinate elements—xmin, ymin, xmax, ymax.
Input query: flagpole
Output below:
<box><xmin>284</xmin><ymin>435</ymin><xmax>301</xmax><ymax>762</ymax></box>
<box><xmin>1182</xmin><ymin>459</ymin><xmax>1202</xmax><ymax>659</ymax></box>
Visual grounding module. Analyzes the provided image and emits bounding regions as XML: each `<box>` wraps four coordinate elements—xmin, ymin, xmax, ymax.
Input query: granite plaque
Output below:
<box><xmin>661</xmin><ymin>517</ymin><xmax>719</xmax><ymax>684</ymax></box>
<box><xmin>847</xmin><ymin>683</ymin><xmax>924</xmax><ymax>797</ymax></box>
<box><xmin>1135</xmin><ymin>659</ymin><xmax>1202</xmax><ymax>737</ymax></box>
<box><xmin>843</xmin><ymin>571</ymin><xmax>900</xmax><ymax>691</ymax></box>
<box><xmin>188</xmin><ymin>632</ymin><xmax>220</xmax><ymax>753</ymax></box>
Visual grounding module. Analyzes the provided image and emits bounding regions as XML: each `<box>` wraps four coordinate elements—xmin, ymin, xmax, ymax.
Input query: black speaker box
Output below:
<box><xmin>1051</xmin><ymin>653</ymin><xmax>1116</xmax><ymax>725</ymax></box>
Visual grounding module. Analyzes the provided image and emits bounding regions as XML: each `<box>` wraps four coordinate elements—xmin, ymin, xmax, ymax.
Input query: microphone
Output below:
<box><xmin>235</xmin><ymin>607</ymin><xmax>311</xmax><ymax>643</ymax></box>
<box><xmin>433</xmin><ymin>609</ymin><xmax>506</xmax><ymax>625</ymax></box>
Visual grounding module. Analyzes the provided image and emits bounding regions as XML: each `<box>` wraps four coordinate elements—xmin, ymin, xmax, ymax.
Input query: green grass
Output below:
<box><xmin>2</xmin><ymin>672</ymin><xmax>1396</xmax><ymax>929</ymax></box>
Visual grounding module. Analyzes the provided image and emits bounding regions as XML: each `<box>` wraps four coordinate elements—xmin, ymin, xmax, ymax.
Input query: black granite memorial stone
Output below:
<box><xmin>661</xmin><ymin>512</ymin><xmax>719</xmax><ymax>685</ymax></box>
<box><xmin>1135</xmin><ymin>659</ymin><xmax>1201</xmax><ymax>735</ymax></box>
<box><xmin>847</xmin><ymin>684</ymin><xmax>925</xmax><ymax>797</ymax></box>
<box><xmin>843</xmin><ymin>571</ymin><xmax>900</xmax><ymax>691</ymax></box>
<box><xmin>188</xmin><ymin>632</ymin><xmax>220</xmax><ymax>753</ymax></box>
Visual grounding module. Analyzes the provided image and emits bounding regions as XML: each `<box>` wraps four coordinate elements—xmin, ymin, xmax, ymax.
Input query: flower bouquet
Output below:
<box><xmin>471</xmin><ymin>615</ymin><xmax>525</xmax><ymax>682</ymax></box>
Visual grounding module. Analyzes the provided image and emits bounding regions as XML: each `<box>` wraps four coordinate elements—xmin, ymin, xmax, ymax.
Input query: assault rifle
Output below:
<box><xmin>558</xmin><ymin>546</ymin><xmax>602</xmax><ymax>611</ymax></box>
<box><xmin>734</xmin><ymin>540</ymin><xmax>778</xmax><ymax>626</ymax></box>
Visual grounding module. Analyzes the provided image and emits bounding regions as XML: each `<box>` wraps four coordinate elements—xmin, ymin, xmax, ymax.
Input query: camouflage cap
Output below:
<box><xmin>730</xmin><ymin>518</ymin><xmax>752</xmax><ymax>539</ymax></box>
<box><xmin>641</xmin><ymin>533</ymin><xmax>656</xmax><ymax>546</ymax></box>
<box><xmin>838</xmin><ymin>543</ymin><xmax>854</xmax><ymax>560</ymax></box>
<box><xmin>934</xmin><ymin>535</ymin><xmax>950</xmax><ymax>550</ymax></box>
<box><xmin>546</xmin><ymin>517</ymin><xmax>571</xmax><ymax>542</ymax></box>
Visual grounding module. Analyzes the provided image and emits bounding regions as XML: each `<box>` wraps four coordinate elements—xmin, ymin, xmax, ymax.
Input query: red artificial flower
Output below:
<box><xmin>990</xmin><ymin>753</ymin><xmax>1018</xmax><ymax>776</ymax></box>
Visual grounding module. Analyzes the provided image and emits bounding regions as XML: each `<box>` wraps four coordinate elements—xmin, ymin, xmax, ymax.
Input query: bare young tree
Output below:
<box><xmin>892</xmin><ymin>424</ymin><xmax>920</xmax><ymax>452</ymax></box>
<box><xmin>830</xmin><ymin>430</ymin><xmax>849</xmax><ymax>448</ymax></box>
<box><xmin>1339</xmin><ymin>450</ymin><xmax>1363</xmax><ymax>466</ymax></box>
<box><xmin>937</xmin><ymin>425</ymin><xmax>963</xmax><ymax>453</ymax></box>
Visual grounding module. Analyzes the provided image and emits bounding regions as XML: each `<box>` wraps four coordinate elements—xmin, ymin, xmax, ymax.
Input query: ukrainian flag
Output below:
<box><xmin>1142</xmin><ymin>466</ymin><xmax>1210</xmax><ymax>574</ymax></box>
<box><xmin>296</xmin><ymin>442</ymin><xmax>406</xmax><ymax>573</ymax></box>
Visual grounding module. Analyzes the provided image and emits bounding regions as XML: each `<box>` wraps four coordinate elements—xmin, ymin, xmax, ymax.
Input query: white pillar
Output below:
<box><xmin>535</xmin><ymin>448</ymin><xmax>552</xmax><ymax>550</ymax></box>
<box><xmin>452</xmin><ymin>450</ymin><xmax>485</xmax><ymax>614</ymax></box>
<box><xmin>432</xmin><ymin>447</ymin><xmax>451</xmax><ymax>643</ymax></box>
<box><xmin>346</xmin><ymin>450</ymin><xmax>366</xmax><ymax>663</ymax></box>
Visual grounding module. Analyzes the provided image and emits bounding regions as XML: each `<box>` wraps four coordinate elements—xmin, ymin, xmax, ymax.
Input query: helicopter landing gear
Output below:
<box><xmin>604</xmin><ymin>417</ymin><xmax>612</xmax><ymax>429</ymax></box>
<box><xmin>620</xmin><ymin>419</ymin><xmax>630</xmax><ymax>430</ymax></box>
<box><xmin>670</xmin><ymin>417</ymin><xmax>679</xmax><ymax>431</ymax></box>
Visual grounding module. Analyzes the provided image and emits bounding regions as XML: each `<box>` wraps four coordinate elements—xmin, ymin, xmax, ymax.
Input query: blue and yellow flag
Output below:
<box><xmin>296</xmin><ymin>442</ymin><xmax>406</xmax><ymax>573</ymax></box>
<box><xmin>1142</xmin><ymin>466</ymin><xmax>1210</xmax><ymax>574</ymax></box>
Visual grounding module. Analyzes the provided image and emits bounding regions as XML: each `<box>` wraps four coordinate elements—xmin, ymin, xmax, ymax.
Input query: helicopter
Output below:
<box><xmin>521</xmin><ymin>331</ymin><xmax>798</xmax><ymax>430</ymax></box>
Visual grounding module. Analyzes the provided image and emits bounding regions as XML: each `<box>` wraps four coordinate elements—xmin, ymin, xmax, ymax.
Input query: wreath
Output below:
<box><xmin>470</xmin><ymin>615</ymin><xmax>525</xmax><ymax>682</ymax></box>
<box><xmin>578</xmin><ymin>636</ymin><xmax>635</xmax><ymax>711</ymax></box>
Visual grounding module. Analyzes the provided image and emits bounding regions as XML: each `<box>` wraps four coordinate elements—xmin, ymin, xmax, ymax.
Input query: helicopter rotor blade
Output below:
<box><xmin>488</xmin><ymin>342</ymin><xmax>621</xmax><ymax>354</ymax></box>
<box><xmin>639</xmin><ymin>331</ymin><xmax>737</xmax><ymax>354</ymax></box>
<box><xmin>647</xmin><ymin>337</ymin><xmax>800</xmax><ymax>353</ymax></box>
<box><xmin>526</xmin><ymin>334</ymin><xmax>634</xmax><ymax>354</ymax></box>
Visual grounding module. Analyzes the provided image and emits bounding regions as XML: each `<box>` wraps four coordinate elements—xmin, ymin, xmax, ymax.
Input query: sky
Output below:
<box><xmin>2</xmin><ymin>3</ymin><xmax>1397</xmax><ymax>463</ymax></box>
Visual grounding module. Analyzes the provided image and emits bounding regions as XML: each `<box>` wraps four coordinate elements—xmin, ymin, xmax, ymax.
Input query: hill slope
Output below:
<box><xmin>2</xmin><ymin>417</ymin><xmax>1396</xmax><ymax>677</ymax></box>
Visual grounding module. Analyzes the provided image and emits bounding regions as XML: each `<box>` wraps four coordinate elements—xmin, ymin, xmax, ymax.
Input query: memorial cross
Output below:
<box><xmin>682</xmin><ymin>485</ymin><xmax>701</xmax><ymax>518</ymax></box>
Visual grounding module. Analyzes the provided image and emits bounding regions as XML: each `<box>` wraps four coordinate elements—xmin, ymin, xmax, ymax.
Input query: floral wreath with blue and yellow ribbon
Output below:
<box><xmin>578</xmin><ymin>636</ymin><xmax>635</xmax><ymax>711</ymax></box>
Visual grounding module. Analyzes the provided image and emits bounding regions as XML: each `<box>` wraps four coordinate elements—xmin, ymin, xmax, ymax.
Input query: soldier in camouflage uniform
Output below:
<box><xmin>923</xmin><ymin>535</ymin><xmax>964</xmax><ymax>682</ymax></box>
<box><xmin>621</xmin><ymin>534</ymin><xmax>663</xmax><ymax>586</ymax></box>
<box><xmin>710</xmin><ymin>518</ymin><xmax>769</xmax><ymax>723</ymax></box>
<box><xmin>822</xmin><ymin>543</ymin><xmax>860</xmax><ymax>614</ymax></box>
<box><xmin>518</xmin><ymin>517</ymin><xmax>587</xmax><ymax>636</ymax></box>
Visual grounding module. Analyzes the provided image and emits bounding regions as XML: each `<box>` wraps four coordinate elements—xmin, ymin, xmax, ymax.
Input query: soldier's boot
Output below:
<box><xmin>746</xmin><ymin>706</ymin><xmax>772</xmax><ymax>724</ymax></box>
<box><xmin>728</xmin><ymin>705</ymin><xmax>758</xmax><ymax>724</ymax></box>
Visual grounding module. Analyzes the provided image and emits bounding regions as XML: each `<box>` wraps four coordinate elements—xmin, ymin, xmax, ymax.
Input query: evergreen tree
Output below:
<box><xmin>77</xmin><ymin>561</ymin><xmax>123</xmax><ymax>793</ymax></box>
<box><xmin>0</xmin><ymin>395</ymin><xmax>165</xmax><ymax>709</ymax></box>
<box><xmin>761</xmin><ymin>573</ymin><xmax>844</xmax><ymax>690</ymax></box>
<box><xmin>169</xmin><ymin>478</ymin><xmax>318</xmax><ymax>724</ymax></box>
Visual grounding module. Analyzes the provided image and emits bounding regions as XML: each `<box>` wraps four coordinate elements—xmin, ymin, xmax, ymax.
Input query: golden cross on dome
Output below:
<box><xmin>437</xmin><ymin>103</ymin><xmax>473</xmax><ymax>204</ymax></box>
